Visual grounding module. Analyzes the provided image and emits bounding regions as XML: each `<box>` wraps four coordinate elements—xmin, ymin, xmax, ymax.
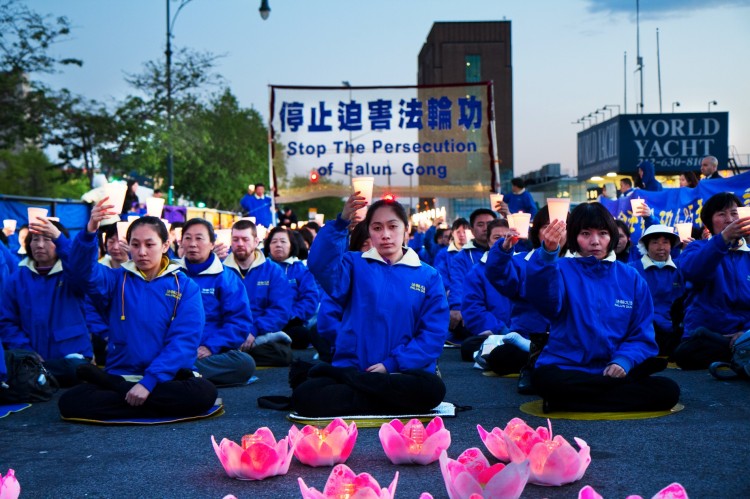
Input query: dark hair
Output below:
<box><xmin>528</xmin><ymin>205</ymin><xmax>551</xmax><ymax>249</ymax></box>
<box><xmin>566</xmin><ymin>202</ymin><xmax>618</xmax><ymax>254</ymax></box>
<box><xmin>254</xmin><ymin>182</ymin><xmax>265</xmax><ymax>189</ymax></box>
<box><xmin>153</xmin><ymin>188</ymin><xmax>162</xmax><ymax>195</ymax></box>
<box><xmin>642</xmin><ymin>231</ymin><xmax>679</xmax><ymax>250</ymax></box>
<box><xmin>306</xmin><ymin>221</ymin><xmax>321</xmax><ymax>232</ymax></box>
<box><xmin>701</xmin><ymin>192</ymin><xmax>743</xmax><ymax>234</ymax></box>
<box><xmin>291</xmin><ymin>230</ymin><xmax>308</xmax><ymax>260</ymax></box>
<box><xmin>615</xmin><ymin>219</ymin><xmax>631</xmax><ymax>246</ymax></box>
<box><xmin>25</xmin><ymin>221</ymin><xmax>70</xmax><ymax>258</ymax></box>
<box><xmin>511</xmin><ymin>178</ymin><xmax>524</xmax><ymax>189</ymax></box>
<box><xmin>170</xmin><ymin>221</ymin><xmax>185</xmax><ymax>231</ymax></box>
<box><xmin>364</xmin><ymin>199</ymin><xmax>409</xmax><ymax>230</ymax></box>
<box><xmin>0</xmin><ymin>231</ymin><xmax>7</xmax><ymax>247</ymax></box>
<box><xmin>680</xmin><ymin>171</ymin><xmax>699</xmax><ymax>188</ymax></box>
<box><xmin>486</xmin><ymin>218</ymin><xmax>509</xmax><ymax>240</ymax></box>
<box><xmin>232</xmin><ymin>219</ymin><xmax>257</xmax><ymax>236</ymax></box>
<box><xmin>620</xmin><ymin>178</ymin><xmax>633</xmax><ymax>188</ymax></box>
<box><xmin>127</xmin><ymin>216</ymin><xmax>168</xmax><ymax>243</ymax></box>
<box><xmin>349</xmin><ymin>221</ymin><xmax>371</xmax><ymax>251</ymax></box>
<box><xmin>182</xmin><ymin>218</ymin><xmax>216</xmax><ymax>243</ymax></box>
<box><xmin>434</xmin><ymin>227</ymin><xmax>451</xmax><ymax>244</ymax></box>
<box><xmin>469</xmin><ymin>208</ymin><xmax>497</xmax><ymax>228</ymax></box>
<box><xmin>297</xmin><ymin>227</ymin><xmax>314</xmax><ymax>249</ymax></box>
<box><xmin>451</xmin><ymin>218</ymin><xmax>470</xmax><ymax>231</ymax></box>
<box><xmin>102</xmin><ymin>223</ymin><xmax>118</xmax><ymax>244</ymax></box>
<box><xmin>263</xmin><ymin>226</ymin><xmax>298</xmax><ymax>260</ymax></box>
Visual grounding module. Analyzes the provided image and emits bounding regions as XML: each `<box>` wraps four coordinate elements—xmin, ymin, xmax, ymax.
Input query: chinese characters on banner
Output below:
<box><xmin>270</xmin><ymin>83</ymin><xmax>496</xmax><ymax>202</ymax></box>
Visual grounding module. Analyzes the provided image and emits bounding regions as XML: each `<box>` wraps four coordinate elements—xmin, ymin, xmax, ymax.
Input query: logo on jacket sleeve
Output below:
<box><xmin>166</xmin><ymin>289</ymin><xmax>182</xmax><ymax>300</ymax></box>
<box><xmin>614</xmin><ymin>299</ymin><xmax>633</xmax><ymax>309</ymax></box>
<box><xmin>256</xmin><ymin>280</ymin><xmax>270</xmax><ymax>286</ymax></box>
<box><xmin>410</xmin><ymin>282</ymin><xmax>426</xmax><ymax>294</ymax></box>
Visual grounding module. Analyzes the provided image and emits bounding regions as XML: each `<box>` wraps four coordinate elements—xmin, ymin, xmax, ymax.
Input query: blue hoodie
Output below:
<box><xmin>639</xmin><ymin>160</ymin><xmax>663</xmax><ymax>192</ymax></box>
<box><xmin>66</xmin><ymin>230</ymin><xmax>205</xmax><ymax>392</ymax></box>
<box><xmin>484</xmin><ymin>241</ymin><xmax>550</xmax><ymax>336</ymax></box>
<box><xmin>630</xmin><ymin>255</ymin><xmax>685</xmax><ymax>331</ymax></box>
<box><xmin>506</xmin><ymin>189</ymin><xmax>538</xmax><ymax>216</ymax></box>
<box><xmin>275</xmin><ymin>257</ymin><xmax>319</xmax><ymax>322</ymax></box>
<box><xmin>448</xmin><ymin>241</ymin><xmax>486</xmax><ymax>310</ymax></box>
<box><xmin>526</xmin><ymin>248</ymin><xmax>658</xmax><ymax>375</ymax></box>
<box><xmin>308</xmin><ymin>215</ymin><xmax>449</xmax><ymax>373</ymax></box>
<box><xmin>240</xmin><ymin>193</ymin><xmax>273</xmax><ymax>227</ymax></box>
<box><xmin>181</xmin><ymin>254</ymin><xmax>253</xmax><ymax>353</ymax></box>
<box><xmin>223</xmin><ymin>251</ymin><xmax>292</xmax><ymax>335</ymax></box>
<box><xmin>678</xmin><ymin>236</ymin><xmax>750</xmax><ymax>337</ymax></box>
<box><xmin>0</xmin><ymin>242</ymin><xmax>19</xmax><ymax>276</ymax></box>
<box><xmin>461</xmin><ymin>253</ymin><xmax>511</xmax><ymax>335</ymax></box>
<box><xmin>0</xmin><ymin>235</ymin><xmax>93</xmax><ymax>361</ymax></box>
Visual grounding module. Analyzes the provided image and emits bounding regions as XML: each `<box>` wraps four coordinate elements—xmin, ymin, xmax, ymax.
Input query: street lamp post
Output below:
<box><xmin>165</xmin><ymin>0</ymin><xmax>270</xmax><ymax>205</ymax></box>
<box><xmin>672</xmin><ymin>101</ymin><xmax>680</xmax><ymax>113</ymax></box>
<box><xmin>603</xmin><ymin>104</ymin><xmax>621</xmax><ymax>116</ymax></box>
<box><xmin>708</xmin><ymin>100</ymin><xmax>718</xmax><ymax>112</ymax></box>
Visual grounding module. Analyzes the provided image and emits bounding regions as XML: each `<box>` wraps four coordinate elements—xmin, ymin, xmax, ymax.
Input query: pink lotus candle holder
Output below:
<box><xmin>478</xmin><ymin>418</ymin><xmax>591</xmax><ymax>486</ymax></box>
<box><xmin>579</xmin><ymin>482</ymin><xmax>688</xmax><ymax>499</ymax></box>
<box><xmin>0</xmin><ymin>469</ymin><xmax>20</xmax><ymax>499</ymax></box>
<box><xmin>288</xmin><ymin>418</ymin><xmax>358</xmax><ymax>467</ymax></box>
<box><xmin>439</xmin><ymin>448</ymin><xmax>530</xmax><ymax>499</ymax></box>
<box><xmin>298</xmin><ymin>464</ymin><xmax>398</xmax><ymax>499</ymax></box>
<box><xmin>211</xmin><ymin>428</ymin><xmax>293</xmax><ymax>481</ymax></box>
<box><xmin>379</xmin><ymin>416</ymin><xmax>451</xmax><ymax>465</ymax></box>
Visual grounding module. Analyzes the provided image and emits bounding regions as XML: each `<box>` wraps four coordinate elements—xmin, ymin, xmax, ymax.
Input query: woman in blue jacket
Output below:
<box><xmin>528</xmin><ymin>202</ymin><xmax>680</xmax><ymax>413</ymax></box>
<box><xmin>292</xmin><ymin>195</ymin><xmax>450</xmax><ymax>417</ymax></box>
<box><xmin>57</xmin><ymin>202</ymin><xmax>217</xmax><ymax>420</ymax></box>
<box><xmin>672</xmin><ymin>192</ymin><xmax>750</xmax><ymax>369</ymax></box>
<box><xmin>264</xmin><ymin>226</ymin><xmax>320</xmax><ymax>350</ymax></box>
<box><xmin>180</xmin><ymin>218</ymin><xmax>256</xmax><ymax>386</ymax></box>
<box><xmin>0</xmin><ymin>220</ymin><xmax>92</xmax><ymax>386</ymax></box>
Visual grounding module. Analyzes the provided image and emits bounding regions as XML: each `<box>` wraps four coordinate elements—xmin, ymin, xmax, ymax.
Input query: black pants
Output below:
<box><xmin>486</xmin><ymin>344</ymin><xmax>529</xmax><ymax>376</ymax></box>
<box><xmin>284</xmin><ymin>321</ymin><xmax>314</xmax><ymax>350</ymax></box>
<box><xmin>654</xmin><ymin>323</ymin><xmax>682</xmax><ymax>357</ymax></box>
<box><xmin>532</xmin><ymin>361</ymin><xmax>680</xmax><ymax>413</ymax></box>
<box><xmin>672</xmin><ymin>328</ymin><xmax>732</xmax><ymax>370</ymax></box>
<box><xmin>58</xmin><ymin>369</ymin><xmax>217</xmax><ymax>420</ymax></box>
<box><xmin>291</xmin><ymin>365</ymin><xmax>446</xmax><ymax>417</ymax></box>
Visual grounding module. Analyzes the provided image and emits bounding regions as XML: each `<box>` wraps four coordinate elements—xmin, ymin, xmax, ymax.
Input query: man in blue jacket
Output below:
<box><xmin>240</xmin><ymin>183</ymin><xmax>273</xmax><ymax>227</ymax></box>
<box><xmin>224</xmin><ymin>219</ymin><xmax>293</xmax><ymax>366</ymax></box>
<box><xmin>506</xmin><ymin>178</ymin><xmax>538</xmax><ymax>216</ymax></box>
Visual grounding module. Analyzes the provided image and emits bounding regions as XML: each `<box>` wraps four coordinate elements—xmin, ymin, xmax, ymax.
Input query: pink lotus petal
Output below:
<box><xmin>298</xmin><ymin>477</ymin><xmax>326</xmax><ymax>499</ymax></box>
<box><xmin>305</xmin><ymin>464</ymin><xmax>397</xmax><ymax>499</ymax></box>
<box><xmin>528</xmin><ymin>435</ymin><xmax>589</xmax><ymax>486</ymax></box>
<box><xmin>0</xmin><ymin>469</ymin><xmax>20</xmax><ymax>499</ymax></box>
<box><xmin>483</xmin><ymin>460</ymin><xmax>530</xmax><ymax>499</ymax></box>
<box><xmin>651</xmin><ymin>483</ymin><xmax>689</xmax><ymax>499</ymax></box>
<box><xmin>419</xmin><ymin>494</ymin><xmax>434</xmax><ymax>499</ymax></box>
<box><xmin>578</xmin><ymin>485</ymin><xmax>604</xmax><ymax>499</ymax></box>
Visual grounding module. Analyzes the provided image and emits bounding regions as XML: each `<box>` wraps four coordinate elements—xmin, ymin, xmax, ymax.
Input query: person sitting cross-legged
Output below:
<box><xmin>56</xmin><ymin>202</ymin><xmax>217</xmax><ymax>421</ymax></box>
<box><xmin>180</xmin><ymin>218</ymin><xmax>256</xmax><ymax>386</ymax></box>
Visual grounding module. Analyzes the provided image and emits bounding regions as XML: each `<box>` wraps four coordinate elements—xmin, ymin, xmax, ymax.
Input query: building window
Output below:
<box><xmin>465</xmin><ymin>55</ymin><xmax>481</xmax><ymax>82</ymax></box>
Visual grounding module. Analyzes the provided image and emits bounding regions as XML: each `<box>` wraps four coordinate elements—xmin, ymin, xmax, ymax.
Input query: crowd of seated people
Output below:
<box><xmin>3</xmin><ymin>166</ymin><xmax>749</xmax><ymax>418</ymax></box>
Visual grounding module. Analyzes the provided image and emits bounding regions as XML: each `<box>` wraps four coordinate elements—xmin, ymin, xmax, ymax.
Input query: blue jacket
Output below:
<box><xmin>0</xmin><ymin>236</ymin><xmax>93</xmax><ymax>361</ymax></box>
<box><xmin>461</xmin><ymin>253</ymin><xmax>511</xmax><ymax>335</ymax></box>
<box><xmin>316</xmin><ymin>293</ymin><xmax>342</xmax><ymax>344</ymax></box>
<box><xmin>66</xmin><ymin>231</ymin><xmax>205</xmax><ymax>392</ymax></box>
<box><xmin>679</xmin><ymin>236</ymin><xmax>750</xmax><ymax>337</ymax></box>
<box><xmin>526</xmin><ymin>248</ymin><xmax>658</xmax><ymax>375</ymax></box>
<box><xmin>484</xmin><ymin>241</ymin><xmax>549</xmax><ymax>336</ymax></box>
<box><xmin>223</xmin><ymin>251</ymin><xmax>292</xmax><ymax>335</ymax></box>
<box><xmin>433</xmin><ymin>243</ymin><xmax>456</xmax><ymax>294</ymax></box>
<box><xmin>630</xmin><ymin>255</ymin><xmax>684</xmax><ymax>331</ymax></box>
<box><xmin>506</xmin><ymin>190</ymin><xmax>538</xmax><ymax>216</ymax></box>
<box><xmin>639</xmin><ymin>160</ymin><xmax>663</xmax><ymax>192</ymax></box>
<box><xmin>0</xmin><ymin>242</ymin><xmax>18</xmax><ymax>276</ymax></box>
<box><xmin>448</xmin><ymin>241</ymin><xmax>487</xmax><ymax>310</ymax></box>
<box><xmin>308</xmin><ymin>215</ymin><xmax>449</xmax><ymax>373</ymax></box>
<box><xmin>275</xmin><ymin>257</ymin><xmax>319</xmax><ymax>322</ymax></box>
<box><xmin>240</xmin><ymin>194</ymin><xmax>273</xmax><ymax>227</ymax></box>
<box><xmin>181</xmin><ymin>255</ymin><xmax>253</xmax><ymax>353</ymax></box>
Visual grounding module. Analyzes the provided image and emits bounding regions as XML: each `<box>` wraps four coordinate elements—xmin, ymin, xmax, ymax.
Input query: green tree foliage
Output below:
<box><xmin>0</xmin><ymin>148</ymin><xmax>88</xmax><ymax>199</ymax></box>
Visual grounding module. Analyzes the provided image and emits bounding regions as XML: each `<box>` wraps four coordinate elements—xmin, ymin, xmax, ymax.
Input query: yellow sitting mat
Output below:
<box><xmin>0</xmin><ymin>403</ymin><xmax>32</xmax><ymax>419</ymax></box>
<box><xmin>61</xmin><ymin>403</ymin><xmax>224</xmax><ymax>425</ymax></box>
<box><xmin>520</xmin><ymin>400</ymin><xmax>685</xmax><ymax>420</ymax></box>
<box><xmin>482</xmin><ymin>371</ymin><xmax>519</xmax><ymax>378</ymax></box>
<box><xmin>287</xmin><ymin>401</ymin><xmax>456</xmax><ymax>428</ymax></box>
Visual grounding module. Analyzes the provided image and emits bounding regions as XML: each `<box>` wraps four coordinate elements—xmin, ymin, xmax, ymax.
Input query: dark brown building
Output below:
<box><xmin>418</xmin><ymin>21</ymin><xmax>513</xmax><ymax>192</ymax></box>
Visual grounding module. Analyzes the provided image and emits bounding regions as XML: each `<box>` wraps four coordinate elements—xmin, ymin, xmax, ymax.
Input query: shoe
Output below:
<box><xmin>517</xmin><ymin>367</ymin><xmax>535</xmax><ymax>394</ymax></box>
